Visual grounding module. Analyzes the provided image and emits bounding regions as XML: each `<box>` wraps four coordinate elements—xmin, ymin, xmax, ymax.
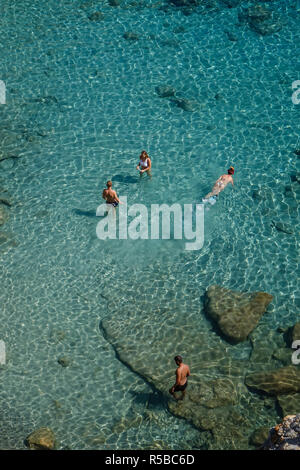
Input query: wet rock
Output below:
<box><xmin>155</xmin><ymin>85</ymin><xmax>176</xmax><ymax>98</ymax></box>
<box><xmin>170</xmin><ymin>97</ymin><xmax>199</xmax><ymax>112</ymax></box>
<box><xmin>245</xmin><ymin>366</ymin><xmax>300</xmax><ymax>395</ymax></box>
<box><xmin>25</xmin><ymin>427</ymin><xmax>56</xmax><ymax>450</ymax></box>
<box><xmin>58</xmin><ymin>356</ymin><xmax>70</xmax><ymax>367</ymax></box>
<box><xmin>123</xmin><ymin>32</ymin><xmax>139</xmax><ymax>41</ymax></box>
<box><xmin>249</xmin><ymin>426</ymin><xmax>270</xmax><ymax>447</ymax></box>
<box><xmin>262</xmin><ymin>414</ymin><xmax>300</xmax><ymax>450</ymax></box>
<box><xmin>239</xmin><ymin>5</ymin><xmax>282</xmax><ymax>36</ymax></box>
<box><xmin>205</xmin><ymin>285</ymin><xmax>273</xmax><ymax>343</ymax></box>
<box><xmin>277</xmin><ymin>393</ymin><xmax>300</xmax><ymax>417</ymax></box>
<box><xmin>88</xmin><ymin>11</ymin><xmax>104</xmax><ymax>21</ymax></box>
<box><xmin>271</xmin><ymin>220</ymin><xmax>294</xmax><ymax>234</ymax></box>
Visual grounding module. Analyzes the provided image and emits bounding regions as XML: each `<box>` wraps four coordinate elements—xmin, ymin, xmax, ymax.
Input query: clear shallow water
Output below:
<box><xmin>0</xmin><ymin>0</ymin><xmax>299</xmax><ymax>449</ymax></box>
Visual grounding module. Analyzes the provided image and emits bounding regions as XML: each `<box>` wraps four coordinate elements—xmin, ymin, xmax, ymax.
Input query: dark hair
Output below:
<box><xmin>107</xmin><ymin>180</ymin><xmax>112</xmax><ymax>187</ymax></box>
<box><xmin>140</xmin><ymin>150</ymin><xmax>149</xmax><ymax>159</ymax></box>
<box><xmin>228</xmin><ymin>166</ymin><xmax>234</xmax><ymax>175</ymax></box>
<box><xmin>174</xmin><ymin>355</ymin><xmax>183</xmax><ymax>363</ymax></box>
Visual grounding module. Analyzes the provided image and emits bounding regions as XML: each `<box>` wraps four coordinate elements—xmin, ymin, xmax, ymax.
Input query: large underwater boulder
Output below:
<box><xmin>245</xmin><ymin>366</ymin><xmax>300</xmax><ymax>395</ymax></box>
<box><xmin>25</xmin><ymin>427</ymin><xmax>56</xmax><ymax>450</ymax></box>
<box><xmin>205</xmin><ymin>285</ymin><xmax>273</xmax><ymax>343</ymax></box>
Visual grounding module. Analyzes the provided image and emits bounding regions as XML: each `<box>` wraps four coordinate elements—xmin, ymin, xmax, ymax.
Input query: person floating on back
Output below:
<box><xmin>203</xmin><ymin>166</ymin><xmax>234</xmax><ymax>202</ymax></box>
<box><xmin>102</xmin><ymin>180</ymin><xmax>122</xmax><ymax>214</ymax></box>
<box><xmin>169</xmin><ymin>355</ymin><xmax>190</xmax><ymax>401</ymax></box>
<box><xmin>136</xmin><ymin>150</ymin><xmax>152</xmax><ymax>177</ymax></box>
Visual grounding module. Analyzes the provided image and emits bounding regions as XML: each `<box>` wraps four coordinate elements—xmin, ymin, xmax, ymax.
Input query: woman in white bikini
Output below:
<box><xmin>136</xmin><ymin>150</ymin><xmax>152</xmax><ymax>177</ymax></box>
<box><xmin>203</xmin><ymin>166</ymin><xmax>234</xmax><ymax>201</ymax></box>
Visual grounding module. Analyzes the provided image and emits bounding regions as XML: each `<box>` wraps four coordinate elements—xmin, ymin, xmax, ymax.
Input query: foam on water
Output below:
<box><xmin>0</xmin><ymin>0</ymin><xmax>299</xmax><ymax>449</ymax></box>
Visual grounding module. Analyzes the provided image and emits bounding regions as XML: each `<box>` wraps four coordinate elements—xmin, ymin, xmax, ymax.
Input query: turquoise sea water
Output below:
<box><xmin>0</xmin><ymin>0</ymin><xmax>299</xmax><ymax>449</ymax></box>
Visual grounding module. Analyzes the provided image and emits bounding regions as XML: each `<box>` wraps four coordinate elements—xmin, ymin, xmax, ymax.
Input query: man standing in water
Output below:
<box><xmin>169</xmin><ymin>355</ymin><xmax>190</xmax><ymax>401</ymax></box>
<box><xmin>102</xmin><ymin>180</ymin><xmax>122</xmax><ymax>214</ymax></box>
<box><xmin>203</xmin><ymin>166</ymin><xmax>234</xmax><ymax>201</ymax></box>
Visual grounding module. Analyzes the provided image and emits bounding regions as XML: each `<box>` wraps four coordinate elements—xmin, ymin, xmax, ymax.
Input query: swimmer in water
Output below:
<box><xmin>203</xmin><ymin>166</ymin><xmax>234</xmax><ymax>200</ymax></box>
<box><xmin>136</xmin><ymin>150</ymin><xmax>152</xmax><ymax>177</ymax></box>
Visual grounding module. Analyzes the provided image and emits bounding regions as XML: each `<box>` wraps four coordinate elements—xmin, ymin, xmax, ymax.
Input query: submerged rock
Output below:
<box><xmin>262</xmin><ymin>414</ymin><xmax>300</xmax><ymax>450</ymax></box>
<box><xmin>224</xmin><ymin>30</ymin><xmax>238</xmax><ymax>41</ymax></box>
<box><xmin>205</xmin><ymin>285</ymin><xmax>273</xmax><ymax>343</ymax></box>
<box><xmin>272</xmin><ymin>347</ymin><xmax>294</xmax><ymax>366</ymax></box>
<box><xmin>245</xmin><ymin>366</ymin><xmax>300</xmax><ymax>395</ymax></box>
<box><xmin>108</xmin><ymin>0</ymin><xmax>121</xmax><ymax>6</ymax></box>
<box><xmin>0</xmin><ymin>198</ymin><xmax>12</xmax><ymax>207</ymax></box>
<box><xmin>25</xmin><ymin>427</ymin><xmax>56</xmax><ymax>450</ymax></box>
<box><xmin>291</xmin><ymin>323</ymin><xmax>300</xmax><ymax>343</ymax></box>
<box><xmin>271</xmin><ymin>220</ymin><xmax>294</xmax><ymax>234</ymax></box>
<box><xmin>239</xmin><ymin>5</ymin><xmax>282</xmax><ymax>36</ymax></box>
<box><xmin>170</xmin><ymin>97</ymin><xmax>199</xmax><ymax>112</ymax></box>
<box><xmin>277</xmin><ymin>393</ymin><xmax>300</xmax><ymax>417</ymax></box>
<box><xmin>88</xmin><ymin>11</ymin><xmax>104</xmax><ymax>21</ymax></box>
<box><xmin>57</xmin><ymin>356</ymin><xmax>70</xmax><ymax>368</ymax></box>
<box><xmin>0</xmin><ymin>231</ymin><xmax>18</xmax><ymax>248</ymax></box>
<box><xmin>155</xmin><ymin>85</ymin><xmax>176</xmax><ymax>98</ymax></box>
<box><xmin>123</xmin><ymin>31</ymin><xmax>139</xmax><ymax>41</ymax></box>
<box><xmin>249</xmin><ymin>426</ymin><xmax>270</xmax><ymax>447</ymax></box>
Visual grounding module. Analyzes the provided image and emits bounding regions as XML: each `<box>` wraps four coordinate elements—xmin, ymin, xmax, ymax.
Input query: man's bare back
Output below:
<box><xmin>176</xmin><ymin>363</ymin><xmax>190</xmax><ymax>386</ymax></box>
<box><xmin>102</xmin><ymin>187</ymin><xmax>118</xmax><ymax>203</ymax></box>
<box><xmin>169</xmin><ymin>355</ymin><xmax>190</xmax><ymax>401</ymax></box>
<box><xmin>102</xmin><ymin>181</ymin><xmax>122</xmax><ymax>209</ymax></box>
